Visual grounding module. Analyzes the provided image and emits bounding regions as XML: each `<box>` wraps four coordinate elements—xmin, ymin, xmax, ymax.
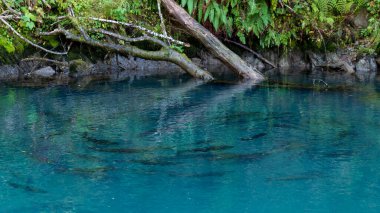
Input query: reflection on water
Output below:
<box><xmin>0</xmin><ymin>77</ymin><xmax>380</xmax><ymax>212</ymax></box>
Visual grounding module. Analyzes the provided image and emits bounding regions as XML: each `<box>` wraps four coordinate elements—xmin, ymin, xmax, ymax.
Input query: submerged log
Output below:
<box><xmin>161</xmin><ymin>0</ymin><xmax>265</xmax><ymax>82</ymax></box>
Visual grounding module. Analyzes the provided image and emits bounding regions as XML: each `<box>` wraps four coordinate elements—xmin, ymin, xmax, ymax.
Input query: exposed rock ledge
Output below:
<box><xmin>0</xmin><ymin>48</ymin><xmax>378</xmax><ymax>86</ymax></box>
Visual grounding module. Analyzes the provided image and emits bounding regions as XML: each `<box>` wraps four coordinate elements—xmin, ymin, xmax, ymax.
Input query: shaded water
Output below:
<box><xmin>1</xmin><ymin>77</ymin><xmax>380</xmax><ymax>212</ymax></box>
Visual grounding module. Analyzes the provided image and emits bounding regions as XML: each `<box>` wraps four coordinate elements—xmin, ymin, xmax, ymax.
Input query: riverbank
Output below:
<box><xmin>0</xmin><ymin>47</ymin><xmax>378</xmax><ymax>87</ymax></box>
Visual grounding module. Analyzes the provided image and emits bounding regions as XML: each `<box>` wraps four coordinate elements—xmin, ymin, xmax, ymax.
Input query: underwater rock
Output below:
<box><xmin>240</xmin><ymin>133</ymin><xmax>267</xmax><ymax>141</ymax></box>
<box><xmin>7</xmin><ymin>182</ymin><xmax>47</xmax><ymax>193</ymax></box>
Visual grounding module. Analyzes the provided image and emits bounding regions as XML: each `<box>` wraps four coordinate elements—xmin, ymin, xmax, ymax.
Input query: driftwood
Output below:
<box><xmin>161</xmin><ymin>0</ymin><xmax>265</xmax><ymax>82</ymax></box>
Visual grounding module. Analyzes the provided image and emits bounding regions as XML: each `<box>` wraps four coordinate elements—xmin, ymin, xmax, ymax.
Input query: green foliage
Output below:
<box><xmin>0</xmin><ymin>0</ymin><xmax>378</xmax><ymax>55</ymax></box>
<box><xmin>170</xmin><ymin>44</ymin><xmax>184</xmax><ymax>53</ymax></box>
<box><xmin>0</xmin><ymin>0</ymin><xmax>163</xmax><ymax>53</ymax></box>
<box><xmin>180</xmin><ymin>0</ymin><xmax>271</xmax><ymax>44</ymax></box>
<box><xmin>0</xmin><ymin>35</ymin><xmax>15</xmax><ymax>53</ymax></box>
<box><xmin>20</xmin><ymin>8</ymin><xmax>37</xmax><ymax>30</ymax></box>
<box><xmin>178</xmin><ymin>0</ymin><xmax>377</xmax><ymax>50</ymax></box>
<box><xmin>364</xmin><ymin>0</ymin><xmax>380</xmax><ymax>52</ymax></box>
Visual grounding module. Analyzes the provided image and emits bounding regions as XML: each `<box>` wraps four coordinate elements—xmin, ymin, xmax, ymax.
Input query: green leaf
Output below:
<box><xmin>197</xmin><ymin>0</ymin><xmax>204</xmax><ymax>22</ymax></box>
<box><xmin>325</xmin><ymin>17</ymin><xmax>334</xmax><ymax>26</ymax></box>
<box><xmin>25</xmin><ymin>21</ymin><xmax>35</xmax><ymax>30</ymax></box>
<box><xmin>237</xmin><ymin>31</ymin><xmax>246</xmax><ymax>44</ymax></box>
<box><xmin>221</xmin><ymin>7</ymin><xmax>228</xmax><ymax>24</ymax></box>
<box><xmin>181</xmin><ymin>0</ymin><xmax>187</xmax><ymax>7</ymax></box>
<box><xmin>48</xmin><ymin>38</ymin><xmax>60</xmax><ymax>48</ymax></box>
<box><xmin>0</xmin><ymin>35</ymin><xmax>15</xmax><ymax>53</ymax></box>
<box><xmin>204</xmin><ymin>6</ymin><xmax>211</xmax><ymax>22</ymax></box>
<box><xmin>210</xmin><ymin>8</ymin><xmax>215</xmax><ymax>22</ymax></box>
<box><xmin>188</xmin><ymin>0</ymin><xmax>194</xmax><ymax>14</ymax></box>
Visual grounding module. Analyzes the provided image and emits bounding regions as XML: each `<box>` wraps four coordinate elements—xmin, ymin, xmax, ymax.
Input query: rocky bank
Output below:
<box><xmin>0</xmin><ymin>48</ymin><xmax>378</xmax><ymax>86</ymax></box>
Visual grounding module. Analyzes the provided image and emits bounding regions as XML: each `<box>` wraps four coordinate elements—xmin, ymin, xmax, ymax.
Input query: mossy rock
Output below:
<box><xmin>69</xmin><ymin>59</ymin><xmax>92</xmax><ymax>75</ymax></box>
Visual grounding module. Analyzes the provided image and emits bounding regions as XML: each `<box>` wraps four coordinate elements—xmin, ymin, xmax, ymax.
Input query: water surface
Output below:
<box><xmin>1</xmin><ymin>77</ymin><xmax>380</xmax><ymax>212</ymax></box>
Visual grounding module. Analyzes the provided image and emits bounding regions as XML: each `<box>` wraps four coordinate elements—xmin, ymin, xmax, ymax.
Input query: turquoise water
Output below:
<box><xmin>1</xmin><ymin>77</ymin><xmax>380</xmax><ymax>212</ymax></box>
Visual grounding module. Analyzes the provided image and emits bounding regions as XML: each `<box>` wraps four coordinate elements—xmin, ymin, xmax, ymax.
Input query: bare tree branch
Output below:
<box><xmin>68</xmin><ymin>7</ymin><xmax>90</xmax><ymax>40</ymax></box>
<box><xmin>157</xmin><ymin>0</ymin><xmax>170</xmax><ymax>45</ymax></box>
<box><xmin>224</xmin><ymin>39</ymin><xmax>277</xmax><ymax>68</ymax></box>
<box><xmin>0</xmin><ymin>17</ymin><xmax>67</xmax><ymax>55</ymax></box>
<box><xmin>22</xmin><ymin>57</ymin><xmax>69</xmax><ymax>66</ymax></box>
<box><xmin>89</xmin><ymin>28</ymin><xmax>167</xmax><ymax>47</ymax></box>
<box><xmin>41</xmin><ymin>0</ymin><xmax>51</xmax><ymax>9</ymax></box>
<box><xmin>1</xmin><ymin>0</ymin><xmax>22</xmax><ymax>16</ymax></box>
<box><xmin>40</xmin><ymin>28</ymin><xmax>214</xmax><ymax>81</ymax></box>
<box><xmin>86</xmin><ymin>17</ymin><xmax>189</xmax><ymax>47</ymax></box>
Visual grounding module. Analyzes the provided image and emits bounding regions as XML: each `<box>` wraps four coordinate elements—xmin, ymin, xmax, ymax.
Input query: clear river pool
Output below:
<box><xmin>0</xmin><ymin>77</ymin><xmax>380</xmax><ymax>212</ymax></box>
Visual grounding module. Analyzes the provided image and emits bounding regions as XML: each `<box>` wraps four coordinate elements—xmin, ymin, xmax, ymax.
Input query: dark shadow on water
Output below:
<box><xmin>167</xmin><ymin>171</ymin><xmax>228</xmax><ymax>178</ymax></box>
<box><xmin>240</xmin><ymin>133</ymin><xmax>267</xmax><ymax>141</ymax></box>
<box><xmin>266</xmin><ymin>171</ymin><xmax>324</xmax><ymax>182</ymax></box>
<box><xmin>7</xmin><ymin>182</ymin><xmax>47</xmax><ymax>194</ymax></box>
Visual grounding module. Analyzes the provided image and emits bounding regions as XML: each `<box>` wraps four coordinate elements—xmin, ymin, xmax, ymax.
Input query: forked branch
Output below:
<box><xmin>40</xmin><ymin>28</ymin><xmax>214</xmax><ymax>81</ymax></box>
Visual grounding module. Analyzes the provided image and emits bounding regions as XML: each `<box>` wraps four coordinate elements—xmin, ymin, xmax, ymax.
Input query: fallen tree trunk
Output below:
<box><xmin>40</xmin><ymin>29</ymin><xmax>214</xmax><ymax>81</ymax></box>
<box><xmin>161</xmin><ymin>0</ymin><xmax>265</xmax><ymax>82</ymax></box>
